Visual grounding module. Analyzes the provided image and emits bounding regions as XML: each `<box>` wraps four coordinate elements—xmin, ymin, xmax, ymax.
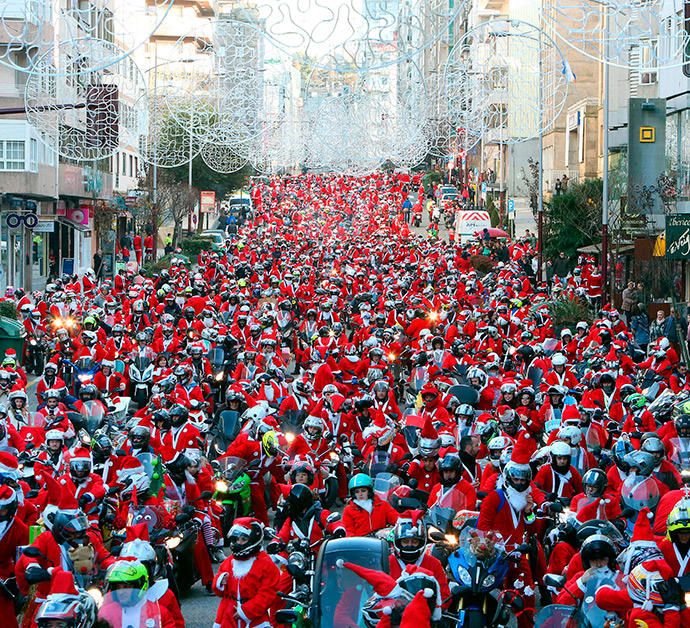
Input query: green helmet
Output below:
<box><xmin>106</xmin><ymin>559</ymin><xmax>149</xmax><ymax>607</ymax></box>
<box><xmin>348</xmin><ymin>473</ymin><xmax>373</xmax><ymax>494</ymax></box>
<box><xmin>624</xmin><ymin>393</ymin><xmax>647</xmax><ymax>410</ymax></box>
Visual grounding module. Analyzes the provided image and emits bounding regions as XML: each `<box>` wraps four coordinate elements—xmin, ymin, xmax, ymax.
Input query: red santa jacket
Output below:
<box><xmin>212</xmin><ymin>551</ymin><xmax>280</xmax><ymax>628</ymax></box>
<box><xmin>161</xmin><ymin>422</ymin><xmax>201</xmax><ymax>453</ymax></box>
<box><xmin>341</xmin><ymin>497</ymin><xmax>399</xmax><ymax>537</ymax></box>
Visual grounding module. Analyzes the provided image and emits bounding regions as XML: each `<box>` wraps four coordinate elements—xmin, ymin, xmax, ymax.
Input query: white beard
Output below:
<box><xmin>232</xmin><ymin>556</ymin><xmax>256</xmax><ymax>579</ymax></box>
<box><xmin>505</xmin><ymin>485</ymin><xmax>529</xmax><ymax>512</ymax></box>
<box><xmin>354</xmin><ymin>498</ymin><xmax>373</xmax><ymax>513</ymax></box>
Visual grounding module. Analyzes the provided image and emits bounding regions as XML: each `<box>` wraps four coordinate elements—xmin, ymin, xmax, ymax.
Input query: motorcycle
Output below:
<box><xmin>207</xmin><ymin>347</ymin><xmax>228</xmax><ymax>404</ymax></box>
<box><xmin>129</xmin><ymin>356</ymin><xmax>154</xmax><ymax>408</ymax></box>
<box><xmin>26</xmin><ymin>330</ymin><xmax>47</xmax><ymax>375</ymax></box>
<box><xmin>448</xmin><ymin>528</ymin><xmax>518</xmax><ymax>628</ymax></box>
<box><xmin>212</xmin><ymin>456</ymin><xmax>253</xmax><ymax>541</ymax></box>
<box><xmin>65</xmin><ymin>356</ymin><xmax>99</xmax><ymax>396</ymax></box>
<box><xmin>207</xmin><ymin>410</ymin><xmax>240</xmax><ymax>460</ymax></box>
<box><xmin>539</xmin><ymin>568</ymin><xmax>624</xmax><ymax>628</ymax></box>
<box><xmin>426</xmin><ymin>487</ymin><xmax>477</xmax><ymax>565</ymax></box>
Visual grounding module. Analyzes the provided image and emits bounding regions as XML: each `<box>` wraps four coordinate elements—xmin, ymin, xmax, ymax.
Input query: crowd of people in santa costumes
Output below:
<box><xmin>0</xmin><ymin>170</ymin><xmax>688</xmax><ymax>627</ymax></box>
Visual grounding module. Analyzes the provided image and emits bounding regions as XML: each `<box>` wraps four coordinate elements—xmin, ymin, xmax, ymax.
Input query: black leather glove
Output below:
<box><xmin>25</xmin><ymin>567</ymin><xmax>51</xmax><ymax>584</ymax></box>
<box><xmin>332</xmin><ymin>527</ymin><xmax>346</xmax><ymax>539</ymax></box>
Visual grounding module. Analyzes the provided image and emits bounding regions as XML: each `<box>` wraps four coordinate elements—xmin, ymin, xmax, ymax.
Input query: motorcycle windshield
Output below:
<box><xmin>75</xmin><ymin>357</ymin><xmax>95</xmax><ymax>372</ymax></box>
<box><xmin>448</xmin><ymin>385</ymin><xmax>479</xmax><ymax>406</ymax></box>
<box><xmin>455</xmin><ymin>527</ymin><xmax>506</xmax><ymax>569</ymax></box>
<box><xmin>584</xmin><ymin>426</ymin><xmax>603</xmax><ymax>454</ymax></box>
<box><xmin>216</xmin><ymin>456</ymin><xmax>248</xmax><ymax>481</ymax></box>
<box><xmin>533</xmin><ymin>604</ymin><xmax>581</xmax><ymax>627</ymax></box>
<box><xmin>620</xmin><ymin>476</ymin><xmax>660</xmax><ymax>512</ymax></box>
<box><xmin>219</xmin><ymin>411</ymin><xmax>240</xmax><ymax>440</ymax></box>
<box><xmin>80</xmin><ymin>400</ymin><xmax>105</xmax><ymax>435</ymax></box>
<box><xmin>647</xmin><ymin>388</ymin><xmax>675</xmax><ymax>414</ymax></box>
<box><xmin>136</xmin><ymin>453</ymin><xmax>160</xmax><ymax>481</ymax></box>
<box><xmin>427</xmin><ymin>488</ymin><xmax>470</xmax><ymax>530</ymax></box>
<box><xmin>114</xmin><ymin>359</ymin><xmax>126</xmax><ymax>374</ymax></box>
<box><xmin>134</xmin><ymin>356</ymin><xmax>152</xmax><ymax>372</ymax></box>
<box><xmin>581</xmin><ymin>569</ymin><xmax>620</xmax><ymax>628</ymax></box>
<box><xmin>542</xmin><ymin>338</ymin><xmax>559</xmax><ymax>356</ymax></box>
<box><xmin>29</xmin><ymin>412</ymin><xmax>46</xmax><ymax>428</ymax></box>
<box><xmin>527</xmin><ymin>366</ymin><xmax>543</xmax><ymax>388</ymax></box>
<box><xmin>669</xmin><ymin>437</ymin><xmax>690</xmax><ymax>471</ymax></box>
<box><xmin>208</xmin><ymin>348</ymin><xmax>225</xmax><ymax>370</ymax></box>
<box><xmin>366</xmin><ymin>451</ymin><xmax>391</xmax><ymax>478</ymax></box>
<box><xmin>281</xmin><ymin>409</ymin><xmax>305</xmax><ymax>433</ymax></box>
<box><xmin>373</xmin><ymin>473</ymin><xmax>401</xmax><ymax>501</ymax></box>
<box><xmin>315</xmin><ymin>552</ymin><xmax>382</xmax><ymax>628</ymax></box>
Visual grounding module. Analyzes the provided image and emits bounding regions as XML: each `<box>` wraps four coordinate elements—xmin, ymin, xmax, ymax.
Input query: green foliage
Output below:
<box><xmin>422</xmin><ymin>171</ymin><xmax>442</xmax><ymax>189</ymax></box>
<box><xmin>0</xmin><ymin>302</ymin><xmax>17</xmax><ymax>320</ymax></box>
<box><xmin>141</xmin><ymin>254</ymin><xmax>173</xmax><ymax>277</ymax></box>
<box><xmin>547</xmin><ymin>297</ymin><xmax>593</xmax><ymax>332</ymax></box>
<box><xmin>180</xmin><ymin>236</ymin><xmax>214</xmax><ymax>256</ymax></box>
<box><xmin>544</xmin><ymin>179</ymin><xmax>603</xmax><ymax>260</ymax></box>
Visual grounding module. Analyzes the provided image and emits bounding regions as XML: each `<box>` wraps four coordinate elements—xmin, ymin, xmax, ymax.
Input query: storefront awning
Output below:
<box><xmin>57</xmin><ymin>217</ymin><xmax>90</xmax><ymax>233</ymax></box>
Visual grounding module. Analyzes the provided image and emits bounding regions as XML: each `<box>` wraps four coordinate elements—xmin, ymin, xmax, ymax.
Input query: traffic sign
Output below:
<box><xmin>24</xmin><ymin>213</ymin><xmax>38</xmax><ymax>229</ymax></box>
<box><xmin>507</xmin><ymin>199</ymin><xmax>515</xmax><ymax>214</ymax></box>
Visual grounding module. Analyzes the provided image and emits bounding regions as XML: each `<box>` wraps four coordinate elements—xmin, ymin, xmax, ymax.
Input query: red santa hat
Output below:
<box><xmin>70</xmin><ymin>447</ymin><xmax>91</xmax><ymax>464</ymax></box>
<box><xmin>117</xmin><ymin>456</ymin><xmax>145</xmax><ymax>480</ymax></box>
<box><xmin>125</xmin><ymin>522</ymin><xmax>151</xmax><ymax>543</ymax></box>
<box><xmin>576</xmin><ymin>497</ymin><xmax>603</xmax><ymax>523</ymax></box>
<box><xmin>630</xmin><ymin>508</ymin><xmax>656</xmax><ymax>545</ymax></box>
<box><xmin>47</xmin><ymin>569</ymin><xmax>79</xmax><ymax>597</ymax></box>
<box><xmin>420</xmin><ymin>384</ymin><xmax>439</xmax><ymax>398</ymax></box>
<box><xmin>0</xmin><ymin>485</ymin><xmax>15</xmax><ymax>507</ymax></box>
<box><xmin>510</xmin><ymin>431</ymin><xmax>536</xmax><ymax>466</ymax></box>
<box><xmin>561</xmin><ymin>405</ymin><xmax>581</xmax><ymax>423</ymax></box>
<box><xmin>399</xmin><ymin>590</ymin><xmax>432</xmax><ymax>628</ymax></box>
<box><xmin>0</xmin><ymin>451</ymin><xmax>19</xmax><ymax>476</ymax></box>
<box><xmin>340</xmin><ymin>562</ymin><xmax>400</xmax><ymax>597</ymax></box>
<box><xmin>4</xmin><ymin>349</ymin><xmax>16</xmax><ymax>359</ymax></box>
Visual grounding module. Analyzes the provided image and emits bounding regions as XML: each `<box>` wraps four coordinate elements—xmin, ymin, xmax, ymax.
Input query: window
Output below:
<box><xmin>129</xmin><ymin>154</ymin><xmax>133</xmax><ymax>176</ymax></box>
<box><xmin>640</xmin><ymin>40</ymin><xmax>658</xmax><ymax>84</ymax></box>
<box><xmin>0</xmin><ymin>141</ymin><xmax>26</xmax><ymax>170</ymax></box>
<box><xmin>29</xmin><ymin>138</ymin><xmax>37</xmax><ymax>172</ymax></box>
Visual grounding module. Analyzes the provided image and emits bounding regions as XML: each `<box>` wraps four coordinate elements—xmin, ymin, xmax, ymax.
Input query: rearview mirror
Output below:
<box><xmin>543</xmin><ymin>574</ymin><xmax>566</xmax><ymax>590</ymax></box>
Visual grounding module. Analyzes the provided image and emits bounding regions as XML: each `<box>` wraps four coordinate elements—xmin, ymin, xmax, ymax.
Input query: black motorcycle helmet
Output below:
<box><xmin>675</xmin><ymin>413</ymin><xmax>690</xmax><ymax>438</ymax></box>
<box><xmin>289</xmin><ymin>462</ymin><xmax>315</xmax><ymax>486</ymax></box>
<box><xmin>49</xmin><ymin>510</ymin><xmax>89</xmax><ymax>547</ymax></box>
<box><xmin>79</xmin><ymin>384</ymin><xmax>98</xmax><ymax>402</ymax></box>
<box><xmin>184</xmin><ymin>306</ymin><xmax>195</xmax><ymax>321</ymax></box>
<box><xmin>228</xmin><ymin>518</ymin><xmax>264</xmax><ymax>559</ymax></box>
<box><xmin>582</xmin><ymin>468</ymin><xmax>608</xmax><ymax>498</ymax></box>
<box><xmin>599</xmin><ymin>372</ymin><xmax>616</xmax><ymax>395</ymax></box>
<box><xmin>286</xmin><ymin>483</ymin><xmax>314</xmax><ymax>520</ymax></box>
<box><xmin>169</xmin><ymin>405</ymin><xmax>188</xmax><ymax>428</ymax></box>
<box><xmin>580</xmin><ymin>534</ymin><xmax>617</xmax><ymax>570</ymax></box>
<box><xmin>438</xmin><ymin>453</ymin><xmax>462</xmax><ymax>488</ymax></box>
<box><xmin>166</xmin><ymin>452</ymin><xmax>190</xmax><ymax>485</ymax></box>
<box><xmin>69</xmin><ymin>456</ymin><xmax>92</xmax><ymax>482</ymax></box>
<box><xmin>392</xmin><ymin>515</ymin><xmax>427</xmax><ymax>563</ymax></box>
<box><xmin>91</xmin><ymin>433</ymin><xmax>113</xmax><ymax>463</ymax></box>
<box><xmin>152</xmin><ymin>409</ymin><xmax>171</xmax><ymax>430</ymax></box>
<box><xmin>128</xmin><ymin>424</ymin><xmax>151</xmax><ymax>450</ymax></box>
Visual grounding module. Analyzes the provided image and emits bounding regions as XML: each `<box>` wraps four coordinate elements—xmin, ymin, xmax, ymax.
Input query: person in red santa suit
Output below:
<box><xmin>427</xmin><ymin>453</ymin><xmax>477</xmax><ymax>512</ymax></box>
<box><xmin>341</xmin><ymin>473</ymin><xmax>399</xmax><ymax>537</ymax></box>
<box><xmin>533</xmin><ymin>439</ymin><xmax>583</xmax><ymax>503</ymax></box>
<box><xmin>57</xmin><ymin>447</ymin><xmax>107</xmax><ymax>524</ymax></box>
<box><xmin>212</xmin><ymin>518</ymin><xmax>280</xmax><ymax>628</ymax></box>
<box><xmin>119</xmin><ymin>523</ymin><xmax>185</xmax><ymax>628</ymax></box>
<box><xmin>93</xmin><ymin>359</ymin><xmax>128</xmax><ymax>396</ymax></box>
<box><xmin>595</xmin><ymin>559</ymin><xmax>681</xmax><ymax>628</ymax></box>
<box><xmin>160</xmin><ymin>404</ymin><xmax>201</xmax><ymax>454</ymax></box>
<box><xmin>542</xmin><ymin>352</ymin><xmax>579</xmax><ymax>391</ymax></box>
<box><xmin>405</xmin><ymin>419</ymin><xmax>441</xmax><ymax>494</ymax></box>
<box><xmin>477</xmin><ymin>432</ymin><xmax>544</xmax><ymax>628</ymax></box>
<box><xmin>387</xmin><ymin>510</ymin><xmax>450</xmax><ymax>605</ymax></box>
<box><xmin>0</xmin><ymin>485</ymin><xmax>28</xmax><ymax>628</ymax></box>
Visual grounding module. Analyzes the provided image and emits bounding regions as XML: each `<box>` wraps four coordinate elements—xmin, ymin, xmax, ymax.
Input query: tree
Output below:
<box><xmin>543</xmin><ymin>179</ymin><xmax>603</xmax><ymax>260</ymax></box>
<box><xmin>154</xmin><ymin>170</ymin><xmax>199</xmax><ymax>247</ymax></box>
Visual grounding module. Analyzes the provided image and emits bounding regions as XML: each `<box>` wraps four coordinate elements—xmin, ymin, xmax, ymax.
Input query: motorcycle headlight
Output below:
<box><xmin>288</xmin><ymin>551</ymin><xmax>306</xmax><ymax>570</ymax></box>
<box><xmin>285</xmin><ymin>433</ymin><xmax>295</xmax><ymax>444</ymax></box>
<box><xmin>456</xmin><ymin>566</ymin><xmax>471</xmax><ymax>586</ymax></box>
<box><xmin>215</xmin><ymin>372</ymin><xmax>224</xmax><ymax>382</ymax></box>
<box><xmin>215</xmin><ymin>480</ymin><xmax>229</xmax><ymax>493</ymax></box>
<box><xmin>78</xmin><ymin>375</ymin><xmax>91</xmax><ymax>382</ymax></box>
<box><xmin>30</xmin><ymin>339</ymin><xmax>36</xmax><ymax>346</ymax></box>
<box><xmin>165</xmin><ymin>535</ymin><xmax>182</xmax><ymax>550</ymax></box>
<box><xmin>329</xmin><ymin>451</ymin><xmax>340</xmax><ymax>462</ymax></box>
<box><xmin>482</xmin><ymin>574</ymin><xmax>495</xmax><ymax>588</ymax></box>
<box><xmin>444</xmin><ymin>534</ymin><xmax>458</xmax><ymax>546</ymax></box>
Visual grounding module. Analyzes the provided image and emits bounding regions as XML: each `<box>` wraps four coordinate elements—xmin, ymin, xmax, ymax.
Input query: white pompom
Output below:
<box><xmin>336</xmin><ymin>559</ymin><xmax>344</xmax><ymax>568</ymax></box>
<box><xmin>383</xmin><ymin>606</ymin><xmax>393</xmax><ymax>616</ymax></box>
<box><xmin>423</xmin><ymin>588</ymin><xmax>435</xmax><ymax>598</ymax></box>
